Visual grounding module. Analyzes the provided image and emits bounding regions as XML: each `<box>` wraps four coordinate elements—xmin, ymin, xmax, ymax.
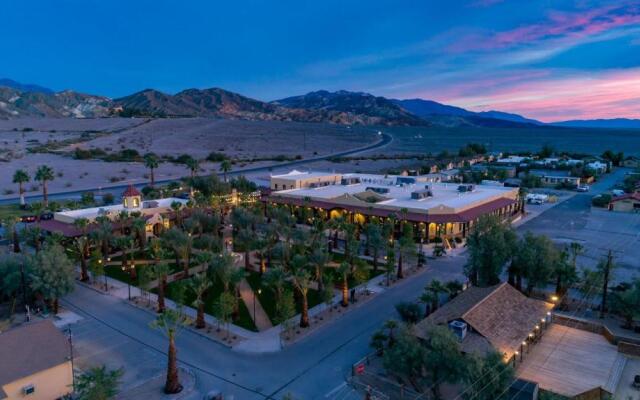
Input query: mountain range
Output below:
<box><xmin>1</xmin><ymin>78</ymin><xmax>638</xmax><ymax>129</ymax></box>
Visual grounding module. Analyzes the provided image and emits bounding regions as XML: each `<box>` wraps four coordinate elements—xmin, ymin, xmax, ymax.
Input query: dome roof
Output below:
<box><xmin>122</xmin><ymin>184</ymin><xmax>141</xmax><ymax>197</ymax></box>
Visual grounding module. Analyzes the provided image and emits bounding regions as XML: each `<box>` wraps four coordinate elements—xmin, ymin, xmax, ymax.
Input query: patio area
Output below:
<box><xmin>516</xmin><ymin>324</ymin><xmax>625</xmax><ymax>397</ymax></box>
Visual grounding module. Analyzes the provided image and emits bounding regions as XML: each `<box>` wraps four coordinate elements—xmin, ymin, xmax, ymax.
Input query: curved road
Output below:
<box><xmin>0</xmin><ymin>132</ymin><xmax>392</xmax><ymax>206</ymax></box>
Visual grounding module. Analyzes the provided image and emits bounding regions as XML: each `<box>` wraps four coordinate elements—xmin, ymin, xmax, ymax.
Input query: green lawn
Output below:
<box><xmin>0</xmin><ymin>204</ymin><xmax>29</xmax><ymax>221</ymax></box>
<box><xmin>245</xmin><ymin>270</ymin><xmax>323</xmax><ymax>323</ymax></box>
<box><xmin>161</xmin><ymin>277</ymin><xmax>258</xmax><ymax>332</ymax></box>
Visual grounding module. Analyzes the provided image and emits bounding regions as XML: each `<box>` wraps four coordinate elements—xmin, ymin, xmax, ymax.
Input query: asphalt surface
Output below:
<box><xmin>62</xmin><ymin>256</ymin><xmax>464</xmax><ymax>400</ymax></box>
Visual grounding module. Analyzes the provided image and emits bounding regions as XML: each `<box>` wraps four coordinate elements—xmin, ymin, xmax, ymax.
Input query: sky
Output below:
<box><xmin>1</xmin><ymin>0</ymin><xmax>639</xmax><ymax>122</ymax></box>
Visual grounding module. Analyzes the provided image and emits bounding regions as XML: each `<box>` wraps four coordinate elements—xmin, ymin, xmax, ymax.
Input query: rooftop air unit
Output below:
<box><xmin>366</xmin><ymin>187</ymin><xmax>390</xmax><ymax>194</ymax></box>
<box><xmin>448</xmin><ymin>320</ymin><xmax>468</xmax><ymax>341</ymax></box>
<box><xmin>341</xmin><ymin>177</ymin><xmax>361</xmax><ymax>185</ymax></box>
<box><xmin>457</xmin><ymin>184</ymin><xmax>475</xmax><ymax>193</ymax></box>
<box><xmin>411</xmin><ymin>189</ymin><xmax>433</xmax><ymax>200</ymax></box>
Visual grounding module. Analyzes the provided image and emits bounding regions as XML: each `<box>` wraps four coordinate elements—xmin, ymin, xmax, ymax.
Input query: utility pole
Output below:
<box><xmin>599</xmin><ymin>249</ymin><xmax>614</xmax><ymax>319</ymax></box>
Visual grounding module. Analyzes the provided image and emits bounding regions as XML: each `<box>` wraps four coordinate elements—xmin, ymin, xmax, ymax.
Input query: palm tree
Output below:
<box><xmin>73</xmin><ymin>218</ymin><xmax>91</xmax><ymax>282</ymax></box>
<box><xmin>12</xmin><ymin>169</ymin><xmax>30</xmax><ymax>207</ymax></box>
<box><xmin>420</xmin><ymin>291</ymin><xmax>438</xmax><ymax>316</ymax></box>
<box><xmin>396</xmin><ymin>223</ymin><xmax>416</xmax><ymax>279</ymax></box>
<box><xmin>34</xmin><ymin>165</ymin><xmax>55</xmax><ymax>208</ymax></box>
<box><xmin>91</xmin><ymin>219</ymin><xmax>113</xmax><ymax>261</ymax></box>
<box><xmin>337</xmin><ymin>261</ymin><xmax>351</xmax><ymax>307</ymax></box>
<box><xmin>131</xmin><ymin>217</ymin><xmax>147</xmax><ymax>251</ymax></box>
<box><xmin>144</xmin><ymin>153</ymin><xmax>159</xmax><ymax>187</ymax></box>
<box><xmin>150</xmin><ymin>308</ymin><xmax>190</xmax><ymax>394</ymax></box>
<box><xmin>219</xmin><ymin>159</ymin><xmax>232</xmax><ymax>182</ymax></box>
<box><xmin>188</xmin><ymin>273</ymin><xmax>211</xmax><ymax>329</ymax></box>
<box><xmin>290</xmin><ymin>255</ymin><xmax>312</xmax><ymax>327</ymax></box>
<box><xmin>170</xmin><ymin>201</ymin><xmax>183</xmax><ymax>228</ymax></box>
<box><xmin>22</xmin><ymin>225</ymin><xmax>43</xmax><ymax>253</ymax></box>
<box><xmin>185</xmin><ymin>157</ymin><xmax>199</xmax><ymax>180</ymax></box>
<box><xmin>264</xmin><ymin>265</ymin><xmax>287</xmax><ymax>309</ymax></box>
<box><xmin>149</xmin><ymin>242</ymin><xmax>170</xmax><ymax>313</ymax></box>
<box><xmin>309</xmin><ymin>248</ymin><xmax>329</xmax><ymax>292</ymax></box>
<box><xmin>425</xmin><ymin>279</ymin><xmax>446</xmax><ymax>312</ymax></box>
<box><xmin>365</xmin><ymin>222</ymin><xmax>384</xmax><ymax>273</ymax></box>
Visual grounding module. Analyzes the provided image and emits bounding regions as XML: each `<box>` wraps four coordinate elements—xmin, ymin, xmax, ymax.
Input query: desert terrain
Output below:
<box><xmin>0</xmin><ymin>118</ymin><xmax>379</xmax><ymax>199</ymax></box>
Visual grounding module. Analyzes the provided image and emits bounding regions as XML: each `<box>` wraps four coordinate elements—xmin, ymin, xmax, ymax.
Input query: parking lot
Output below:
<box><xmin>518</xmin><ymin>169</ymin><xmax>640</xmax><ymax>283</ymax></box>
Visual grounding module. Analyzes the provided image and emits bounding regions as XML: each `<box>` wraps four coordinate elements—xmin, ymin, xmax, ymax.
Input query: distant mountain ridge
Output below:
<box><xmin>0</xmin><ymin>78</ymin><xmax>53</xmax><ymax>94</ymax></box>
<box><xmin>0</xmin><ymin>79</ymin><xmax>637</xmax><ymax>129</ymax></box>
<box><xmin>550</xmin><ymin>118</ymin><xmax>640</xmax><ymax>129</ymax></box>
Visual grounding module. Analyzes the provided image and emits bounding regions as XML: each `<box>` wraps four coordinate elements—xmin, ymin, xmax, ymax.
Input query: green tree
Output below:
<box><xmin>143</xmin><ymin>153</ymin><xmax>159</xmax><ymax>187</ymax></box>
<box><xmin>34</xmin><ymin>165</ymin><xmax>55</xmax><ymax>208</ymax></box>
<box><xmin>423</xmin><ymin>326</ymin><xmax>467</xmax><ymax>399</ymax></box>
<box><xmin>610</xmin><ymin>279</ymin><xmax>640</xmax><ymax>329</ymax></box>
<box><xmin>397</xmin><ymin>222</ymin><xmax>416</xmax><ymax>279</ymax></box>
<box><xmin>384</xmin><ymin>246</ymin><xmax>396</xmax><ymax>286</ymax></box>
<box><xmin>150</xmin><ymin>255</ymin><xmax>171</xmax><ymax>313</ymax></box>
<box><xmin>88</xmin><ymin>249</ymin><xmax>105</xmax><ymax>288</ymax></box>
<box><xmin>337</xmin><ymin>261</ymin><xmax>351</xmax><ymax>307</ymax></box>
<box><xmin>0</xmin><ymin>253</ymin><xmax>33</xmax><ymax>318</ymax></box>
<box><xmin>274</xmin><ymin>288</ymin><xmax>296</xmax><ymax>327</ymax></box>
<box><xmin>2</xmin><ymin>217</ymin><xmax>21</xmax><ymax>253</ymax></box>
<box><xmin>150</xmin><ymin>308</ymin><xmax>190</xmax><ymax>394</ymax></box>
<box><xmin>188</xmin><ymin>272</ymin><xmax>211</xmax><ymax>329</ymax></box>
<box><xmin>463</xmin><ymin>352</ymin><xmax>514</xmax><ymax>400</ymax></box>
<box><xmin>30</xmin><ymin>244</ymin><xmax>75</xmax><ymax>314</ymax></box>
<box><xmin>365</xmin><ymin>222</ymin><xmax>384</xmax><ymax>273</ymax></box>
<box><xmin>290</xmin><ymin>255</ymin><xmax>313</xmax><ymax>327</ymax></box>
<box><xmin>12</xmin><ymin>169</ymin><xmax>30</xmax><ymax>207</ymax></box>
<box><xmin>466</xmin><ymin>215</ymin><xmax>517</xmax><ymax>287</ymax></box>
<box><xmin>214</xmin><ymin>291</ymin><xmax>237</xmax><ymax>339</ymax></box>
<box><xmin>75</xmin><ymin>365</ymin><xmax>123</xmax><ymax>400</ymax></box>
<box><xmin>515</xmin><ymin>232</ymin><xmax>557</xmax><ymax>296</ymax></box>
<box><xmin>219</xmin><ymin>159</ymin><xmax>232</xmax><ymax>182</ymax></box>
<box><xmin>383</xmin><ymin>328</ymin><xmax>427</xmax><ymax>392</ymax></box>
<box><xmin>73</xmin><ymin>218</ymin><xmax>91</xmax><ymax>282</ymax></box>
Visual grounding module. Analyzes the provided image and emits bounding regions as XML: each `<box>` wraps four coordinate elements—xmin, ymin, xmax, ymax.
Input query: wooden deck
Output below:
<box><xmin>516</xmin><ymin>324</ymin><xmax>620</xmax><ymax>397</ymax></box>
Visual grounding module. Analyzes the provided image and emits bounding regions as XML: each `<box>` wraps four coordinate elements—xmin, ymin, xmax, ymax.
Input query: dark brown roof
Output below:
<box><xmin>0</xmin><ymin>320</ymin><xmax>70</xmax><ymax>386</ymax></box>
<box><xmin>266</xmin><ymin>195</ymin><xmax>516</xmax><ymax>224</ymax></box>
<box><xmin>416</xmin><ymin>283</ymin><xmax>554</xmax><ymax>358</ymax></box>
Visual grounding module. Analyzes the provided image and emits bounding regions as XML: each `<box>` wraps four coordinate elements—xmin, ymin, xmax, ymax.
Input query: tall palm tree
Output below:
<box><xmin>188</xmin><ymin>273</ymin><xmax>211</xmax><ymax>329</ymax></box>
<box><xmin>290</xmin><ymin>255</ymin><xmax>313</xmax><ymax>327</ymax></box>
<box><xmin>150</xmin><ymin>308</ymin><xmax>190</xmax><ymax>394</ymax></box>
<box><xmin>425</xmin><ymin>279</ymin><xmax>446</xmax><ymax>312</ymax></box>
<box><xmin>34</xmin><ymin>165</ymin><xmax>55</xmax><ymax>208</ymax></box>
<box><xmin>131</xmin><ymin>217</ymin><xmax>147</xmax><ymax>251</ymax></box>
<box><xmin>143</xmin><ymin>153</ymin><xmax>159</xmax><ymax>187</ymax></box>
<box><xmin>12</xmin><ymin>169</ymin><xmax>30</xmax><ymax>207</ymax></box>
<box><xmin>337</xmin><ymin>261</ymin><xmax>351</xmax><ymax>307</ymax></box>
<box><xmin>397</xmin><ymin>223</ymin><xmax>416</xmax><ymax>279</ymax></box>
<box><xmin>185</xmin><ymin>157</ymin><xmax>199</xmax><ymax>180</ymax></box>
<box><xmin>219</xmin><ymin>159</ymin><xmax>232</xmax><ymax>182</ymax></box>
<box><xmin>91</xmin><ymin>219</ymin><xmax>113</xmax><ymax>261</ymax></box>
<box><xmin>309</xmin><ymin>248</ymin><xmax>329</xmax><ymax>292</ymax></box>
<box><xmin>365</xmin><ymin>222</ymin><xmax>384</xmax><ymax>273</ymax></box>
<box><xmin>73</xmin><ymin>218</ymin><xmax>91</xmax><ymax>282</ymax></box>
<box><xmin>264</xmin><ymin>265</ymin><xmax>287</xmax><ymax>308</ymax></box>
<box><xmin>149</xmin><ymin>240</ymin><xmax>170</xmax><ymax>313</ymax></box>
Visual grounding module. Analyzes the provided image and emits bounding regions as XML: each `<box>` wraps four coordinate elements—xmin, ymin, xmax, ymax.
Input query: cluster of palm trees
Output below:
<box><xmin>12</xmin><ymin>165</ymin><xmax>55</xmax><ymax>207</ymax></box>
<box><xmin>142</xmin><ymin>152</ymin><xmax>234</xmax><ymax>191</ymax></box>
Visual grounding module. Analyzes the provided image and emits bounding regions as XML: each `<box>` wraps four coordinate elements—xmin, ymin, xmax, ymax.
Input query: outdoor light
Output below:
<box><xmin>529</xmin><ymin>333</ymin><xmax>534</xmax><ymax>338</ymax></box>
<box><xmin>535</xmin><ymin>325</ymin><xmax>539</xmax><ymax>330</ymax></box>
<box><xmin>258</xmin><ymin>289</ymin><xmax>262</xmax><ymax>295</ymax></box>
<box><xmin>522</xmin><ymin>341</ymin><xmax>526</xmax><ymax>346</ymax></box>
<box><xmin>107</xmin><ymin>257</ymin><xmax>111</xmax><ymax>262</ymax></box>
<box><xmin>551</xmin><ymin>295</ymin><xmax>559</xmax><ymax>302</ymax></box>
<box><xmin>546</xmin><ymin>312</ymin><xmax>551</xmax><ymax>316</ymax></box>
<box><xmin>541</xmin><ymin>318</ymin><xmax>545</xmax><ymax>322</ymax></box>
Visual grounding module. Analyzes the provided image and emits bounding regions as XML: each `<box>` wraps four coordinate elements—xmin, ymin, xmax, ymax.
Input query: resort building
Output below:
<box><xmin>265</xmin><ymin>171</ymin><xmax>523</xmax><ymax>242</ymax></box>
<box><xmin>622</xmin><ymin>156</ymin><xmax>640</xmax><ymax>169</ymax></box>
<box><xmin>0</xmin><ymin>321</ymin><xmax>73</xmax><ymax>400</ymax></box>
<box><xmin>525</xmin><ymin>169</ymin><xmax>582</xmax><ymax>188</ymax></box>
<box><xmin>40</xmin><ymin>185</ymin><xmax>188</xmax><ymax>237</ymax></box>
<box><xmin>414</xmin><ymin>282</ymin><xmax>554</xmax><ymax>361</ymax></box>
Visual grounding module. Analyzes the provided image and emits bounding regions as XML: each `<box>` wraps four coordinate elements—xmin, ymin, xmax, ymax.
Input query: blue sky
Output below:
<box><xmin>1</xmin><ymin>0</ymin><xmax>639</xmax><ymax>121</ymax></box>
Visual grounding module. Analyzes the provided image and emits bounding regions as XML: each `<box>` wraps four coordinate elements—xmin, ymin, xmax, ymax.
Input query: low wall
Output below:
<box><xmin>553</xmin><ymin>313</ymin><xmax>640</xmax><ymax>347</ymax></box>
<box><xmin>618</xmin><ymin>341</ymin><xmax>640</xmax><ymax>357</ymax></box>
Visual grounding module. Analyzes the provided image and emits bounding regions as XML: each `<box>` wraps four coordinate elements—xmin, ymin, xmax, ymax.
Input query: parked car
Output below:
<box><xmin>612</xmin><ymin>189</ymin><xmax>626</xmax><ymax>197</ymax></box>
<box><xmin>576</xmin><ymin>185</ymin><xmax>590</xmax><ymax>192</ymax></box>
<box><xmin>40</xmin><ymin>212</ymin><xmax>54</xmax><ymax>221</ymax></box>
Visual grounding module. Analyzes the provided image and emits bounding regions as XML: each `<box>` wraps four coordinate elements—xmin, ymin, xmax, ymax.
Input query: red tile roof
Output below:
<box><xmin>123</xmin><ymin>184</ymin><xmax>141</xmax><ymax>197</ymax></box>
<box><xmin>610</xmin><ymin>192</ymin><xmax>640</xmax><ymax>202</ymax></box>
<box><xmin>266</xmin><ymin>195</ymin><xmax>517</xmax><ymax>224</ymax></box>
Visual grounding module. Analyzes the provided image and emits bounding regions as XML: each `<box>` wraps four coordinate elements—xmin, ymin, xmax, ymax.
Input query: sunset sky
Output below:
<box><xmin>1</xmin><ymin>0</ymin><xmax>639</xmax><ymax>122</ymax></box>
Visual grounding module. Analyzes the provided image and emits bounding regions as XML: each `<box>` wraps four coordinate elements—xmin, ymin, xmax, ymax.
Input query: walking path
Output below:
<box><xmin>236</xmin><ymin>279</ymin><xmax>273</xmax><ymax>331</ymax></box>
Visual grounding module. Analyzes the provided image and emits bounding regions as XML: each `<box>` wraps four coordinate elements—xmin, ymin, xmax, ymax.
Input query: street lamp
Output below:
<box><xmin>122</xmin><ymin>262</ymin><xmax>134</xmax><ymax>301</ymax></box>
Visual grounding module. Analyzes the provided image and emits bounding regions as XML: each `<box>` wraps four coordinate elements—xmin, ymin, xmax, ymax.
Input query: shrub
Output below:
<box><xmin>206</xmin><ymin>152</ymin><xmax>227</xmax><ymax>162</ymax></box>
<box><xmin>102</xmin><ymin>193</ymin><xmax>115</xmax><ymax>205</ymax></box>
<box><xmin>395</xmin><ymin>301</ymin><xmax>424</xmax><ymax>324</ymax></box>
<box><xmin>591</xmin><ymin>194</ymin><xmax>611</xmax><ymax>208</ymax></box>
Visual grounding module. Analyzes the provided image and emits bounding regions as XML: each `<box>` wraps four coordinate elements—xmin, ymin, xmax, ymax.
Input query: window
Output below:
<box><xmin>132</xmin><ymin>197</ymin><xmax>140</xmax><ymax>207</ymax></box>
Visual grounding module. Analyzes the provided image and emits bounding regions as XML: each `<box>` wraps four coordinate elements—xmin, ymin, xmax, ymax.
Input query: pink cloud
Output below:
<box><xmin>431</xmin><ymin>68</ymin><xmax>640</xmax><ymax>122</ymax></box>
<box><xmin>449</xmin><ymin>4</ymin><xmax>640</xmax><ymax>52</ymax></box>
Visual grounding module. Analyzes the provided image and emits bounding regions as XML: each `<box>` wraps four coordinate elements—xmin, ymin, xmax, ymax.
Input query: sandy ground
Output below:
<box><xmin>0</xmin><ymin>118</ymin><xmax>379</xmax><ymax>198</ymax></box>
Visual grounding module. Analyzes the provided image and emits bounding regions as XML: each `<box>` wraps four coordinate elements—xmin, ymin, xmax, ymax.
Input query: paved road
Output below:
<box><xmin>517</xmin><ymin>168</ymin><xmax>640</xmax><ymax>281</ymax></box>
<box><xmin>0</xmin><ymin>133</ymin><xmax>392</xmax><ymax>206</ymax></box>
<box><xmin>63</xmin><ymin>255</ymin><xmax>464</xmax><ymax>400</ymax></box>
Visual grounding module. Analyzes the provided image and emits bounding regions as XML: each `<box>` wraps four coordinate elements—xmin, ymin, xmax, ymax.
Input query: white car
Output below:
<box><xmin>576</xmin><ymin>185</ymin><xmax>590</xmax><ymax>192</ymax></box>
